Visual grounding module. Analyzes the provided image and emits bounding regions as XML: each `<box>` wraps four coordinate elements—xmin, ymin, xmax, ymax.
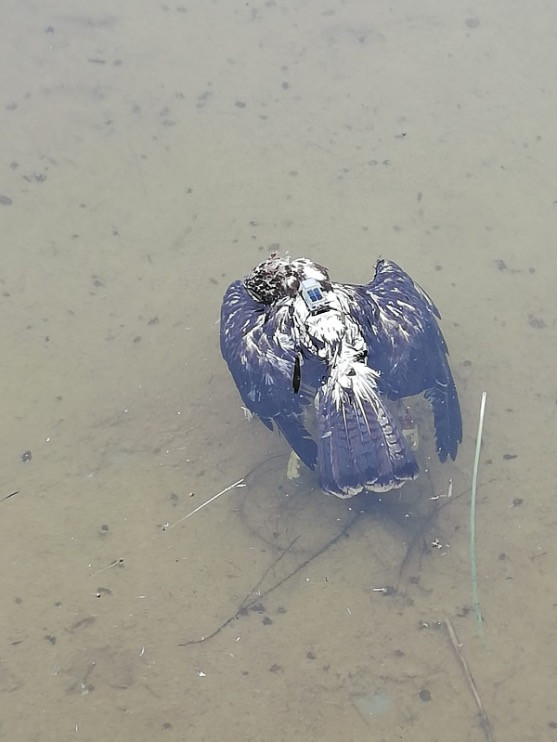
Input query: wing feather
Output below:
<box><xmin>336</xmin><ymin>260</ymin><xmax>462</xmax><ymax>461</ymax></box>
<box><xmin>220</xmin><ymin>280</ymin><xmax>317</xmax><ymax>468</ymax></box>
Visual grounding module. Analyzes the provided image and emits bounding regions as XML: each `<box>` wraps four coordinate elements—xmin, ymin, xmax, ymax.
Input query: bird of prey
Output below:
<box><xmin>220</xmin><ymin>255</ymin><xmax>462</xmax><ymax>498</ymax></box>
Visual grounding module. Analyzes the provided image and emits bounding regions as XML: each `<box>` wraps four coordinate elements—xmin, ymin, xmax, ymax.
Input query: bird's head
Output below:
<box><xmin>244</xmin><ymin>255</ymin><xmax>331</xmax><ymax>304</ymax></box>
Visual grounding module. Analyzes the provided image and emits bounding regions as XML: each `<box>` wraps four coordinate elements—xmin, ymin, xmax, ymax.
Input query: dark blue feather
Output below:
<box><xmin>340</xmin><ymin>260</ymin><xmax>462</xmax><ymax>461</ymax></box>
<box><xmin>220</xmin><ymin>280</ymin><xmax>317</xmax><ymax>468</ymax></box>
<box><xmin>316</xmin><ymin>366</ymin><xmax>419</xmax><ymax>496</ymax></box>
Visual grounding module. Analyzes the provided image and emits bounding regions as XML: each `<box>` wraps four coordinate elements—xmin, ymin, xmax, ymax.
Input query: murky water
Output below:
<box><xmin>0</xmin><ymin>2</ymin><xmax>555</xmax><ymax>741</ymax></box>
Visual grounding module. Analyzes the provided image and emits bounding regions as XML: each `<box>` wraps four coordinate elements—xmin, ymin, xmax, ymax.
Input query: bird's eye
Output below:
<box><xmin>286</xmin><ymin>276</ymin><xmax>300</xmax><ymax>295</ymax></box>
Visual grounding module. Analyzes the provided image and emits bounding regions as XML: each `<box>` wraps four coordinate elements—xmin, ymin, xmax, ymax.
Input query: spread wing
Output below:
<box><xmin>339</xmin><ymin>260</ymin><xmax>462</xmax><ymax>462</ymax></box>
<box><xmin>219</xmin><ymin>280</ymin><xmax>318</xmax><ymax>468</ymax></box>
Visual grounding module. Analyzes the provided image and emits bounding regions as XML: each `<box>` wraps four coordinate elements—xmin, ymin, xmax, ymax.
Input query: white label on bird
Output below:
<box><xmin>300</xmin><ymin>278</ymin><xmax>329</xmax><ymax>314</ymax></box>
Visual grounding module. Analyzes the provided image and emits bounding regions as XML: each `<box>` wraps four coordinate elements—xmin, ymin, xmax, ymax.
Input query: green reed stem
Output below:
<box><xmin>470</xmin><ymin>391</ymin><xmax>487</xmax><ymax>633</ymax></box>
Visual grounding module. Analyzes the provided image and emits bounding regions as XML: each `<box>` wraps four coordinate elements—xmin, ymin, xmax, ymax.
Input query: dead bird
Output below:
<box><xmin>220</xmin><ymin>255</ymin><xmax>462</xmax><ymax>498</ymax></box>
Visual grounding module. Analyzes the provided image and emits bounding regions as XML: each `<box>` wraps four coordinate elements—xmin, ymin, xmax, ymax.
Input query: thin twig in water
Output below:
<box><xmin>89</xmin><ymin>558</ymin><xmax>124</xmax><ymax>578</ymax></box>
<box><xmin>165</xmin><ymin>479</ymin><xmax>246</xmax><ymax>529</ymax></box>
<box><xmin>180</xmin><ymin>534</ymin><xmax>301</xmax><ymax>646</ymax></box>
<box><xmin>470</xmin><ymin>391</ymin><xmax>487</xmax><ymax>633</ymax></box>
<box><xmin>239</xmin><ymin>535</ymin><xmax>301</xmax><ymax>606</ymax></box>
<box><xmin>1</xmin><ymin>491</ymin><xmax>19</xmax><ymax>502</ymax></box>
<box><xmin>180</xmin><ymin>515</ymin><xmax>358</xmax><ymax>646</ymax></box>
<box><xmin>445</xmin><ymin>618</ymin><xmax>494</xmax><ymax>742</ymax></box>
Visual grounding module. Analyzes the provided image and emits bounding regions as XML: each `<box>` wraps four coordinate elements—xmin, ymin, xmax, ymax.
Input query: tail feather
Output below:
<box><xmin>316</xmin><ymin>365</ymin><xmax>418</xmax><ymax>497</ymax></box>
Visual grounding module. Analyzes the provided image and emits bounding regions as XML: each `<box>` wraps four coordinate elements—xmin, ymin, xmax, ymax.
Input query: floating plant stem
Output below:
<box><xmin>470</xmin><ymin>391</ymin><xmax>487</xmax><ymax>633</ymax></box>
<box><xmin>166</xmin><ymin>478</ymin><xmax>246</xmax><ymax>528</ymax></box>
<box><xmin>445</xmin><ymin>618</ymin><xmax>494</xmax><ymax>741</ymax></box>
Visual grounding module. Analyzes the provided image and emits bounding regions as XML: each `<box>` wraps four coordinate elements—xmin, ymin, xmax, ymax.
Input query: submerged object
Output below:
<box><xmin>220</xmin><ymin>255</ymin><xmax>462</xmax><ymax>498</ymax></box>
